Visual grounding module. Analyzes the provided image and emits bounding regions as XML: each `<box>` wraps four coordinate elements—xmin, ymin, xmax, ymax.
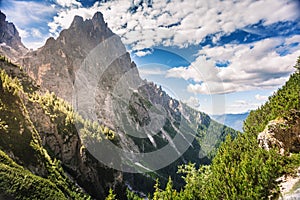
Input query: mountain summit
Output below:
<box><xmin>0</xmin><ymin>11</ymin><xmax>27</xmax><ymax>61</ymax></box>
<box><xmin>20</xmin><ymin>12</ymin><xmax>116</xmax><ymax>101</ymax></box>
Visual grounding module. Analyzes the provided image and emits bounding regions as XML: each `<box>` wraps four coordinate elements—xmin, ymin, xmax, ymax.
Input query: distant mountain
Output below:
<box><xmin>0</xmin><ymin>11</ymin><xmax>238</xmax><ymax>199</ymax></box>
<box><xmin>211</xmin><ymin>112</ymin><xmax>249</xmax><ymax>132</ymax></box>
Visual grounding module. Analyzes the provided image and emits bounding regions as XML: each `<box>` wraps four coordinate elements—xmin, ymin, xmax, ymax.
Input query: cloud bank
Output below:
<box><xmin>167</xmin><ymin>36</ymin><xmax>300</xmax><ymax>94</ymax></box>
<box><xmin>48</xmin><ymin>0</ymin><xmax>300</xmax><ymax>51</ymax></box>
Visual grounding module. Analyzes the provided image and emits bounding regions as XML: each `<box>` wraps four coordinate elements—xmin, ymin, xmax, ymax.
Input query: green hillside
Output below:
<box><xmin>0</xmin><ymin>57</ymin><xmax>90</xmax><ymax>199</ymax></box>
<box><xmin>0</xmin><ymin>56</ymin><xmax>121</xmax><ymax>199</ymax></box>
<box><xmin>149</xmin><ymin>58</ymin><xmax>300</xmax><ymax>200</ymax></box>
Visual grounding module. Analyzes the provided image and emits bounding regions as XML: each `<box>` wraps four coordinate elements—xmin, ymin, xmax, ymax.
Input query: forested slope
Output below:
<box><xmin>148</xmin><ymin>58</ymin><xmax>300</xmax><ymax>200</ymax></box>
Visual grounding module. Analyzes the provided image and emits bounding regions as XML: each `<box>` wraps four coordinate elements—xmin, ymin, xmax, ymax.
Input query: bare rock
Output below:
<box><xmin>258</xmin><ymin>111</ymin><xmax>300</xmax><ymax>155</ymax></box>
<box><xmin>0</xmin><ymin>11</ymin><xmax>28</xmax><ymax>61</ymax></box>
<box><xmin>278</xmin><ymin>167</ymin><xmax>300</xmax><ymax>200</ymax></box>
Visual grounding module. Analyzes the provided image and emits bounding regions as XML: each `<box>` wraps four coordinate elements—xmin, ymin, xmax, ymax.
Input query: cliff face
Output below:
<box><xmin>0</xmin><ymin>11</ymin><xmax>27</xmax><ymax>61</ymax></box>
<box><xmin>0</xmin><ymin>59</ymin><xmax>126</xmax><ymax>199</ymax></box>
<box><xmin>20</xmin><ymin>12</ymin><xmax>114</xmax><ymax>102</ymax></box>
<box><xmin>0</xmin><ymin>59</ymin><xmax>90</xmax><ymax>199</ymax></box>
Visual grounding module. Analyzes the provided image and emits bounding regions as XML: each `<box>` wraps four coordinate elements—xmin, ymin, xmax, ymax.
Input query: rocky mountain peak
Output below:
<box><xmin>0</xmin><ymin>10</ymin><xmax>28</xmax><ymax>61</ymax></box>
<box><xmin>70</xmin><ymin>15</ymin><xmax>84</xmax><ymax>27</ymax></box>
<box><xmin>0</xmin><ymin>11</ymin><xmax>6</xmax><ymax>24</ymax></box>
<box><xmin>20</xmin><ymin>11</ymin><xmax>132</xmax><ymax>102</ymax></box>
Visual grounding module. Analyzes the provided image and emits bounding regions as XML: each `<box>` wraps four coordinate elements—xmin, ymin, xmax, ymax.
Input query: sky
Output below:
<box><xmin>1</xmin><ymin>0</ymin><xmax>299</xmax><ymax>115</ymax></box>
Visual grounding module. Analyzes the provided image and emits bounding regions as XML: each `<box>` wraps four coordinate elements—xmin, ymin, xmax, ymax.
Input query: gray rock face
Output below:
<box><xmin>278</xmin><ymin>167</ymin><xmax>300</xmax><ymax>200</ymax></box>
<box><xmin>20</xmin><ymin>12</ymin><xmax>114</xmax><ymax>102</ymax></box>
<box><xmin>0</xmin><ymin>11</ymin><xmax>28</xmax><ymax>61</ymax></box>
<box><xmin>26</xmin><ymin>100</ymin><xmax>125</xmax><ymax>199</ymax></box>
<box><xmin>258</xmin><ymin>111</ymin><xmax>300</xmax><ymax>155</ymax></box>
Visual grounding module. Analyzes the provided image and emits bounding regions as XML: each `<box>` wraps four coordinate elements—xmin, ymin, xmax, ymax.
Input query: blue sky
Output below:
<box><xmin>1</xmin><ymin>0</ymin><xmax>300</xmax><ymax>114</ymax></box>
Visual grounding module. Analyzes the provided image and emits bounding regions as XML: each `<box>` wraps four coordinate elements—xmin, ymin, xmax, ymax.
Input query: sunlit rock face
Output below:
<box><xmin>258</xmin><ymin>111</ymin><xmax>300</xmax><ymax>155</ymax></box>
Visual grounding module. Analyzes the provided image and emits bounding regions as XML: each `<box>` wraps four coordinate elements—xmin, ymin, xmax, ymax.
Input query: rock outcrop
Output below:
<box><xmin>20</xmin><ymin>12</ymin><xmax>114</xmax><ymax>102</ymax></box>
<box><xmin>258</xmin><ymin>110</ymin><xmax>300</xmax><ymax>155</ymax></box>
<box><xmin>278</xmin><ymin>167</ymin><xmax>300</xmax><ymax>200</ymax></box>
<box><xmin>0</xmin><ymin>11</ymin><xmax>27</xmax><ymax>61</ymax></box>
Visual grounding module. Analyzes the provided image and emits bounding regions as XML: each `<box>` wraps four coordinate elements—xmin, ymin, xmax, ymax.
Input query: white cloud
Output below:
<box><xmin>184</xmin><ymin>96</ymin><xmax>200</xmax><ymax>108</ymax></box>
<box><xmin>226</xmin><ymin>100</ymin><xmax>260</xmax><ymax>114</ymax></box>
<box><xmin>255</xmin><ymin>94</ymin><xmax>268</xmax><ymax>101</ymax></box>
<box><xmin>166</xmin><ymin>56</ymin><xmax>219</xmax><ymax>82</ymax></box>
<box><xmin>23</xmin><ymin>39</ymin><xmax>48</xmax><ymax>50</ymax></box>
<box><xmin>56</xmin><ymin>0</ymin><xmax>81</xmax><ymax>8</ymax></box>
<box><xmin>1</xmin><ymin>0</ymin><xmax>56</xmax><ymax>49</ymax></box>
<box><xmin>167</xmin><ymin>36</ymin><xmax>300</xmax><ymax>94</ymax></box>
<box><xmin>31</xmin><ymin>28</ymin><xmax>43</xmax><ymax>38</ymax></box>
<box><xmin>48</xmin><ymin>3</ymin><xmax>104</xmax><ymax>36</ymax></box>
<box><xmin>17</xmin><ymin>27</ymin><xmax>29</xmax><ymax>38</ymax></box>
<box><xmin>135</xmin><ymin>50</ymin><xmax>152</xmax><ymax>57</ymax></box>
<box><xmin>46</xmin><ymin>0</ymin><xmax>300</xmax><ymax>50</ymax></box>
<box><xmin>138</xmin><ymin>67</ymin><xmax>166</xmax><ymax>76</ymax></box>
<box><xmin>2</xmin><ymin>0</ymin><xmax>56</xmax><ymax>27</ymax></box>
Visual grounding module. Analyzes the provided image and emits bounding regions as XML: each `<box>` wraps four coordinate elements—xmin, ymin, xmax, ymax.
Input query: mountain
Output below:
<box><xmin>19</xmin><ymin>11</ymin><xmax>238</xmax><ymax>193</ymax></box>
<box><xmin>0</xmin><ymin>11</ymin><xmax>238</xmax><ymax>199</ymax></box>
<box><xmin>0</xmin><ymin>11</ymin><xmax>27</xmax><ymax>62</ymax></box>
<box><xmin>211</xmin><ymin>112</ymin><xmax>249</xmax><ymax>132</ymax></box>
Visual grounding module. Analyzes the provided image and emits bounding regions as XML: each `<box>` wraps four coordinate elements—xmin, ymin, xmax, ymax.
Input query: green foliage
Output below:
<box><xmin>126</xmin><ymin>189</ymin><xmax>144</xmax><ymax>200</ymax></box>
<box><xmin>0</xmin><ymin>61</ymin><xmax>90</xmax><ymax>199</ymax></box>
<box><xmin>28</xmin><ymin>90</ymin><xmax>116</xmax><ymax>144</ymax></box>
<box><xmin>153</xmin><ymin>178</ymin><xmax>178</xmax><ymax>200</ymax></box>
<box><xmin>105</xmin><ymin>188</ymin><xmax>117</xmax><ymax>200</ymax></box>
<box><xmin>0</xmin><ymin>70</ymin><xmax>22</xmax><ymax>95</ymax></box>
<box><xmin>177</xmin><ymin>163</ymin><xmax>212</xmax><ymax>199</ymax></box>
<box><xmin>0</xmin><ymin>150</ymin><xmax>67</xmax><ymax>200</ymax></box>
<box><xmin>244</xmin><ymin>69</ymin><xmax>300</xmax><ymax>134</ymax></box>
<box><xmin>207</xmin><ymin>134</ymin><xmax>284</xmax><ymax>199</ymax></box>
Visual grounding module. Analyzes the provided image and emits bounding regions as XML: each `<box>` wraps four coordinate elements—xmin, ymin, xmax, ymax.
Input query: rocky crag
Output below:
<box><xmin>0</xmin><ymin>11</ymin><xmax>27</xmax><ymax>62</ymax></box>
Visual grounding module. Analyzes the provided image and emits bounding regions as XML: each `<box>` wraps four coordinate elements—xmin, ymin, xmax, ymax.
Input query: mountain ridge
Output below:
<box><xmin>0</xmin><ymin>11</ymin><xmax>238</xmax><ymax>199</ymax></box>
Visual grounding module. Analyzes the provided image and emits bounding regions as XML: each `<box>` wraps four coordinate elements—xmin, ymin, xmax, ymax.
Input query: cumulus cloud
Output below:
<box><xmin>31</xmin><ymin>28</ymin><xmax>43</xmax><ymax>38</ymax></box>
<box><xmin>166</xmin><ymin>56</ymin><xmax>219</xmax><ymax>82</ymax></box>
<box><xmin>167</xmin><ymin>36</ymin><xmax>300</xmax><ymax>94</ymax></box>
<box><xmin>1</xmin><ymin>0</ymin><xmax>56</xmax><ymax>49</ymax></box>
<box><xmin>135</xmin><ymin>50</ymin><xmax>152</xmax><ymax>57</ymax></box>
<box><xmin>47</xmin><ymin>0</ymin><xmax>300</xmax><ymax>51</ymax></box>
<box><xmin>56</xmin><ymin>0</ymin><xmax>81</xmax><ymax>8</ymax></box>
<box><xmin>255</xmin><ymin>94</ymin><xmax>268</xmax><ymax>101</ymax></box>
<box><xmin>48</xmin><ymin>2</ymin><xmax>104</xmax><ymax>36</ymax></box>
<box><xmin>2</xmin><ymin>0</ymin><xmax>56</xmax><ymax>27</ymax></box>
<box><xmin>184</xmin><ymin>96</ymin><xmax>200</xmax><ymax>108</ymax></box>
<box><xmin>17</xmin><ymin>28</ymin><xmax>30</xmax><ymax>38</ymax></box>
<box><xmin>226</xmin><ymin>100</ymin><xmax>260</xmax><ymax>114</ymax></box>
